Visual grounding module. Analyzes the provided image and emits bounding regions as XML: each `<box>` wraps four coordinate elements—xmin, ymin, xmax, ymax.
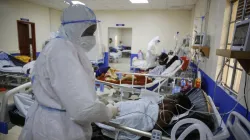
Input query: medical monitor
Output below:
<box><xmin>193</xmin><ymin>34</ymin><xmax>208</xmax><ymax>46</ymax></box>
<box><xmin>231</xmin><ymin>19</ymin><xmax>250</xmax><ymax>51</ymax></box>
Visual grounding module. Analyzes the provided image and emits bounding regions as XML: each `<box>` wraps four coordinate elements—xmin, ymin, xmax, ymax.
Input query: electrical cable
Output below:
<box><xmin>159</xmin><ymin>110</ymin><xmax>175</xmax><ymax>125</ymax></box>
<box><xmin>213</xmin><ymin>58</ymin><xmax>230</xmax><ymax>101</ymax></box>
<box><xmin>175</xmin><ymin>95</ymin><xmax>244</xmax><ymax>116</ymax></box>
<box><xmin>244</xmin><ymin>73</ymin><xmax>249</xmax><ymax>118</ymax></box>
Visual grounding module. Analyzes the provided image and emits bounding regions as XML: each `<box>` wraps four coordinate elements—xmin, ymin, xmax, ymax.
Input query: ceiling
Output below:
<box><xmin>23</xmin><ymin>0</ymin><xmax>198</xmax><ymax>11</ymax></box>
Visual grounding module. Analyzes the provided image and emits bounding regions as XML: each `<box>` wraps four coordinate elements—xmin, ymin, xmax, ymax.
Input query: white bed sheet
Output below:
<box><xmin>0</xmin><ymin>60</ymin><xmax>24</xmax><ymax>73</ymax></box>
<box><xmin>122</xmin><ymin>60</ymin><xmax>183</xmax><ymax>88</ymax></box>
<box><xmin>0</xmin><ymin>60</ymin><xmax>36</xmax><ymax>74</ymax></box>
<box><xmin>14</xmin><ymin>93</ymin><xmax>34</xmax><ymax>117</ymax></box>
<box><xmin>0</xmin><ymin>66</ymin><xmax>24</xmax><ymax>73</ymax></box>
<box><xmin>110</xmin><ymin>52</ymin><xmax>121</xmax><ymax>59</ymax></box>
<box><xmin>96</xmin><ymin>99</ymin><xmax>159</xmax><ymax>140</ymax></box>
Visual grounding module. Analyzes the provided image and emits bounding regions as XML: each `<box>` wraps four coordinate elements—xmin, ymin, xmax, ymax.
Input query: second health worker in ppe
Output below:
<box><xmin>19</xmin><ymin>4</ymin><xmax>118</xmax><ymax>140</ymax></box>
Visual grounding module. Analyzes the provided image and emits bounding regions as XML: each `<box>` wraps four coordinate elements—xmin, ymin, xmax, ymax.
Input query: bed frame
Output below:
<box><xmin>227</xmin><ymin>111</ymin><xmax>250</xmax><ymax>140</ymax></box>
<box><xmin>96</xmin><ymin>68</ymin><xmax>195</xmax><ymax>95</ymax></box>
<box><xmin>0</xmin><ymin>72</ymin><xmax>29</xmax><ymax>88</ymax></box>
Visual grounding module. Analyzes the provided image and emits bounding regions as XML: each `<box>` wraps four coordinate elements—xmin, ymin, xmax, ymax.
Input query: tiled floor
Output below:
<box><xmin>0</xmin><ymin>127</ymin><xmax>22</xmax><ymax>140</ymax></box>
<box><xmin>0</xmin><ymin>91</ymin><xmax>21</xmax><ymax>140</ymax></box>
<box><xmin>0</xmin><ymin>58</ymin><xmax>131</xmax><ymax>140</ymax></box>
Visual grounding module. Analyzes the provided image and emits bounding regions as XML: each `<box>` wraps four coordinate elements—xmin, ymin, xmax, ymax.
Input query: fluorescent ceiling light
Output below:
<box><xmin>72</xmin><ymin>1</ymin><xmax>85</xmax><ymax>5</ymax></box>
<box><xmin>64</xmin><ymin>1</ymin><xmax>85</xmax><ymax>5</ymax></box>
<box><xmin>130</xmin><ymin>0</ymin><xmax>148</xmax><ymax>4</ymax></box>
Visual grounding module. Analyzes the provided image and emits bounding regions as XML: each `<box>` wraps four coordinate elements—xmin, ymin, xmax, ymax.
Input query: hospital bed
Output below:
<box><xmin>97</xmin><ymin>96</ymin><xmax>229</xmax><ymax>140</ymax></box>
<box><xmin>94</xmin><ymin>82</ymin><xmax>230</xmax><ymax>140</ymax></box>
<box><xmin>0</xmin><ymin>81</ymin><xmax>232</xmax><ymax>140</ymax></box>
<box><xmin>119</xmin><ymin>46</ymin><xmax>131</xmax><ymax>58</ymax></box>
<box><xmin>0</xmin><ymin>52</ymin><xmax>33</xmax><ymax>88</ymax></box>
<box><xmin>96</xmin><ymin>60</ymin><xmax>194</xmax><ymax>93</ymax></box>
<box><xmin>109</xmin><ymin>47</ymin><xmax>122</xmax><ymax>63</ymax></box>
<box><xmin>91</xmin><ymin>58</ymin><xmax>105</xmax><ymax>65</ymax></box>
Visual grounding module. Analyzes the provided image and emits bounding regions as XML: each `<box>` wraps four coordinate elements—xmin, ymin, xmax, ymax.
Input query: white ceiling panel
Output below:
<box><xmin>23</xmin><ymin>0</ymin><xmax>197</xmax><ymax>11</ymax></box>
<box><xmin>148</xmin><ymin>0</ymin><xmax>168</xmax><ymax>10</ymax></box>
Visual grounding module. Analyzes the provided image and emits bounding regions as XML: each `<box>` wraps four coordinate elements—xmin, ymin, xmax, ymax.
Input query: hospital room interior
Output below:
<box><xmin>1</xmin><ymin>0</ymin><xmax>250</xmax><ymax>140</ymax></box>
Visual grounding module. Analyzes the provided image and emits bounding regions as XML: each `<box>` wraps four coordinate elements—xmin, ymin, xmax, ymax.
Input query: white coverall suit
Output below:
<box><xmin>146</xmin><ymin>36</ymin><xmax>160</xmax><ymax>68</ymax></box>
<box><xmin>19</xmin><ymin>4</ymin><xmax>115</xmax><ymax>140</ymax></box>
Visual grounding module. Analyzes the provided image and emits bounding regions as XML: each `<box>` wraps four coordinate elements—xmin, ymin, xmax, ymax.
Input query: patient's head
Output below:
<box><xmin>160</xmin><ymin>93</ymin><xmax>192</xmax><ymax>114</ymax></box>
<box><xmin>167</xmin><ymin>93</ymin><xmax>192</xmax><ymax>114</ymax></box>
<box><xmin>156</xmin><ymin>93</ymin><xmax>192</xmax><ymax>128</ymax></box>
<box><xmin>158</xmin><ymin>53</ymin><xmax>168</xmax><ymax>65</ymax></box>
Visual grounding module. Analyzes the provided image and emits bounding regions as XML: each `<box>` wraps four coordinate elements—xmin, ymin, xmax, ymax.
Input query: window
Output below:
<box><xmin>221</xmin><ymin>0</ymin><xmax>244</xmax><ymax>93</ymax></box>
<box><xmin>236</xmin><ymin>0</ymin><xmax>250</xmax><ymax>21</ymax></box>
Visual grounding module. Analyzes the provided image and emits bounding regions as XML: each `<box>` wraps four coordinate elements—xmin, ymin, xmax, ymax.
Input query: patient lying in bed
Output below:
<box><xmin>97</xmin><ymin>68</ymin><xmax>153</xmax><ymax>85</ymax></box>
<box><xmin>97</xmin><ymin>93</ymin><xmax>192</xmax><ymax>139</ymax></box>
<box><xmin>155</xmin><ymin>93</ymin><xmax>192</xmax><ymax>129</ymax></box>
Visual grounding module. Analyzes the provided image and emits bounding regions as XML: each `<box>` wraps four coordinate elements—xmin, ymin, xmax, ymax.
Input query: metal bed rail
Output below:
<box><xmin>0</xmin><ymin>82</ymin><xmax>31</xmax><ymax>134</ymax></box>
<box><xmin>96</xmin><ymin>71</ymin><xmax>194</xmax><ymax>94</ymax></box>
<box><xmin>0</xmin><ymin>72</ymin><xmax>29</xmax><ymax>88</ymax></box>
<box><xmin>115</xmin><ymin>71</ymin><xmax>193</xmax><ymax>80</ymax></box>
<box><xmin>103</xmin><ymin>122</ymin><xmax>171</xmax><ymax>140</ymax></box>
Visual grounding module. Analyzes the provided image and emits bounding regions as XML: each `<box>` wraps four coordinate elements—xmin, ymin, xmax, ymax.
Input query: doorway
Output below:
<box><xmin>108</xmin><ymin>27</ymin><xmax>132</xmax><ymax>72</ymax></box>
<box><xmin>17</xmin><ymin>20</ymin><xmax>36</xmax><ymax>60</ymax></box>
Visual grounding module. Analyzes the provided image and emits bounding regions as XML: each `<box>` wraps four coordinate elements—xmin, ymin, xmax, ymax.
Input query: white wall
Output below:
<box><xmin>191</xmin><ymin>0</ymin><xmax>226</xmax><ymax>79</ymax></box>
<box><xmin>0</xmin><ymin>1</ymin><xmax>192</xmax><ymax>56</ymax></box>
<box><xmin>28</xmin><ymin>9</ymin><xmax>192</xmax><ymax>55</ymax></box>
<box><xmin>121</xmin><ymin>28</ymin><xmax>132</xmax><ymax>46</ymax></box>
<box><xmin>191</xmin><ymin>0</ymin><xmax>250</xmax><ymax>109</ymax></box>
<box><xmin>95</xmin><ymin>10</ymin><xmax>192</xmax><ymax>54</ymax></box>
<box><xmin>0</xmin><ymin>0</ymin><xmax>51</xmax><ymax>52</ymax></box>
<box><xmin>49</xmin><ymin>8</ymin><xmax>61</xmax><ymax>33</ymax></box>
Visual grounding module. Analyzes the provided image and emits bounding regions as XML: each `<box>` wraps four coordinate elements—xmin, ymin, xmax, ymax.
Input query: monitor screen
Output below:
<box><xmin>233</xmin><ymin>23</ymin><xmax>249</xmax><ymax>46</ymax></box>
<box><xmin>194</xmin><ymin>35</ymin><xmax>203</xmax><ymax>45</ymax></box>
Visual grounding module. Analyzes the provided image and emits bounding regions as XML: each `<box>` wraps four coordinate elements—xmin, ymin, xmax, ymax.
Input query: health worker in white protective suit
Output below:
<box><xmin>146</xmin><ymin>36</ymin><xmax>160</xmax><ymax>68</ymax></box>
<box><xmin>19</xmin><ymin>4</ymin><xmax>118</xmax><ymax>140</ymax></box>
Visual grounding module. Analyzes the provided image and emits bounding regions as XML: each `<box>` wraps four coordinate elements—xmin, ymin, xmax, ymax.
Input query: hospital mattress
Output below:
<box><xmin>0</xmin><ymin>66</ymin><xmax>24</xmax><ymax>73</ymax></box>
<box><xmin>97</xmin><ymin>61</ymin><xmax>183</xmax><ymax>90</ymax></box>
<box><xmin>118</xmin><ymin>61</ymin><xmax>184</xmax><ymax>89</ymax></box>
<box><xmin>0</xmin><ymin>52</ymin><xmax>26</xmax><ymax>67</ymax></box>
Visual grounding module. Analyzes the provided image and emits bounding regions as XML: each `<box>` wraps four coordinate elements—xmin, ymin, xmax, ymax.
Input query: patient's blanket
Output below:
<box><xmin>148</xmin><ymin>65</ymin><xmax>165</xmax><ymax>75</ymax></box>
<box><xmin>132</xmin><ymin>58</ymin><xmax>157</xmax><ymax>70</ymax></box>
<box><xmin>14</xmin><ymin>93</ymin><xmax>34</xmax><ymax>117</ymax></box>
<box><xmin>0</xmin><ymin>59</ymin><xmax>23</xmax><ymax>73</ymax></box>
<box><xmin>161</xmin><ymin>60</ymin><xmax>181</xmax><ymax>76</ymax></box>
<box><xmin>0</xmin><ymin>52</ymin><xmax>26</xmax><ymax>67</ymax></box>
<box><xmin>0</xmin><ymin>52</ymin><xmax>34</xmax><ymax>73</ymax></box>
<box><xmin>97</xmin><ymin>99</ymin><xmax>159</xmax><ymax>140</ymax></box>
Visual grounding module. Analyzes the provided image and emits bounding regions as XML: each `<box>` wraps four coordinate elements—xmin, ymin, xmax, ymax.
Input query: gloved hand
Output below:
<box><xmin>107</xmin><ymin>104</ymin><xmax>119</xmax><ymax>118</ymax></box>
<box><xmin>98</xmin><ymin>95</ymin><xmax>109</xmax><ymax>105</ymax></box>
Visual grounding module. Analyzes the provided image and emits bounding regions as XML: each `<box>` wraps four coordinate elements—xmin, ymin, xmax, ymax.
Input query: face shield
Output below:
<box><xmin>67</xmin><ymin>20</ymin><xmax>104</xmax><ymax>62</ymax></box>
<box><xmin>90</xmin><ymin>21</ymin><xmax>105</xmax><ymax>62</ymax></box>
